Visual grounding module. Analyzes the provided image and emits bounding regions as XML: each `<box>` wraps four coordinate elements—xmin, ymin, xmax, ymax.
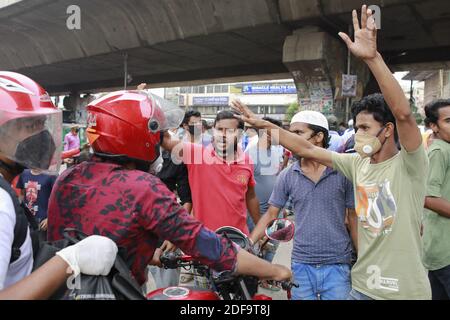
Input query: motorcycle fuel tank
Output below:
<box><xmin>146</xmin><ymin>286</ymin><xmax>220</xmax><ymax>300</ymax></box>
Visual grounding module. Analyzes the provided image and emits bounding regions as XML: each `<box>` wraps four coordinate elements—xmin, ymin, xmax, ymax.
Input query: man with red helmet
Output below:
<box><xmin>47</xmin><ymin>90</ymin><xmax>291</xmax><ymax>287</ymax></box>
<box><xmin>0</xmin><ymin>72</ymin><xmax>62</xmax><ymax>290</ymax></box>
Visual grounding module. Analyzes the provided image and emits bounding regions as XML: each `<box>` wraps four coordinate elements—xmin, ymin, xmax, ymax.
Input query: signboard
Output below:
<box><xmin>342</xmin><ymin>74</ymin><xmax>357</xmax><ymax>97</ymax></box>
<box><xmin>193</xmin><ymin>96</ymin><xmax>229</xmax><ymax>106</ymax></box>
<box><xmin>242</xmin><ymin>84</ymin><xmax>296</xmax><ymax>94</ymax></box>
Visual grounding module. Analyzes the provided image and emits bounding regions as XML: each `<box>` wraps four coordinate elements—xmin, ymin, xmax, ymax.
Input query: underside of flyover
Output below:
<box><xmin>0</xmin><ymin>0</ymin><xmax>449</xmax><ymax>94</ymax></box>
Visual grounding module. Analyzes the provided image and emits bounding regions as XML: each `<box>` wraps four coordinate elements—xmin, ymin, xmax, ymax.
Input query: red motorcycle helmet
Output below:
<box><xmin>0</xmin><ymin>72</ymin><xmax>62</xmax><ymax>173</ymax></box>
<box><xmin>86</xmin><ymin>90</ymin><xmax>183</xmax><ymax>165</ymax></box>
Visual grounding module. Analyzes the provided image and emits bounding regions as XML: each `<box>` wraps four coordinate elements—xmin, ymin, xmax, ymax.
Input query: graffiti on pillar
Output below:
<box><xmin>291</xmin><ymin>69</ymin><xmax>334</xmax><ymax>113</ymax></box>
<box><xmin>294</xmin><ymin>81</ymin><xmax>333</xmax><ymax>113</ymax></box>
<box><xmin>342</xmin><ymin>74</ymin><xmax>358</xmax><ymax>97</ymax></box>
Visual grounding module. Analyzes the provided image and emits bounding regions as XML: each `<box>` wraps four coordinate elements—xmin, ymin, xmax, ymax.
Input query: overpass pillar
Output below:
<box><xmin>62</xmin><ymin>92</ymin><xmax>94</xmax><ymax>124</ymax></box>
<box><xmin>283</xmin><ymin>27</ymin><xmax>370</xmax><ymax>120</ymax></box>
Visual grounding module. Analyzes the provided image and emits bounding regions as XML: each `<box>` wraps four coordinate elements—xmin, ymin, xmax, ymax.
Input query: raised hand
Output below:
<box><xmin>137</xmin><ymin>83</ymin><xmax>147</xmax><ymax>90</ymax></box>
<box><xmin>338</xmin><ymin>5</ymin><xmax>378</xmax><ymax>61</ymax></box>
<box><xmin>230</xmin><ymin>100</ymin><xmax>267</xmax><ymax>128</ymax></box>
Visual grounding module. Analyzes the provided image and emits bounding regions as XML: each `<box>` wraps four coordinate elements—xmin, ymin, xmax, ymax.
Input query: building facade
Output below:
<box><xmin>166</xmin><ymin>80</ymin><xmax>298</xmax><ymax>122</ymax></box>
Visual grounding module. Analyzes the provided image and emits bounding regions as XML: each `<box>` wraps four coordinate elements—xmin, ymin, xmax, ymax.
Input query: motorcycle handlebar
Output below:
<box><xmin>160</xmin><ymin>252</ymin><xmax>195</xmax><ymax>269</ymax></box>
<box><xmin>266</xmin><ymin>280</ymin><xmax>299</xmax><ymax>291</ymax></box>
<box><xmin>159</xmin><ymin>253</ymin><xmax>299</xmax><ymax>292</ymax></box>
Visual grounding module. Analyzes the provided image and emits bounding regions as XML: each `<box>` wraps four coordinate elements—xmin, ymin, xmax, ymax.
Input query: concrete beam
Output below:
<box><xmin>0</xmin><ymin>0</ymin><xmax>280</xmax><ymax>70</ymax></box>
<box><xmin>278</xmin><ymin>0</ymin><xmax>425</xmax><ymax>22</ymax></box>
<box><xmin>283</xmin><ymin>27</ymin><xmax>370</xmax><ymax>119</ymax></box>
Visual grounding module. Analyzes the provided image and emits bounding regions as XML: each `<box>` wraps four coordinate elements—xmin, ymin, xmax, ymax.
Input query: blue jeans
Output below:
<box><xmin>346</xmin><ymin>289</ymin><xmax>374</xmax><ymax>300</ymax></box>
<box><xmin>291</xmin><ymin>262</ymin><xmax>351</xmax><ymax>300</ymax></box>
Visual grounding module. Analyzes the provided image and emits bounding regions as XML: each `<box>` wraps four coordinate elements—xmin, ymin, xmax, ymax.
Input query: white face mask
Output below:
<box><xmin>149</xmin><ymin>155</ymin><xmax>163</xmax><ymax>174</ymax></box>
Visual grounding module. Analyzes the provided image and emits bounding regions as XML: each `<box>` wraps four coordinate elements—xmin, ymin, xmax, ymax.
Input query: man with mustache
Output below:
<box><xmin>163</xmin><ymin>110</ymin><xmax>261</xmax><ymax>236</ymax></box>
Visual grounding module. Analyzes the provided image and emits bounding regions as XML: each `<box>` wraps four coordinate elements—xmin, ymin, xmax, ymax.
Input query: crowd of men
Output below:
<box><xmin>0</xmin><ymin>5</ymin><xmax>449</xmax><ymax>300</ymax></box>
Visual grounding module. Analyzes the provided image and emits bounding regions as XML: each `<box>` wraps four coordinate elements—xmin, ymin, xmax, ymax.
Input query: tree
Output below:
<box><xmin>410</xmin><ymin>97</ymin><xmax>423</xmax><ymax>125</ymax></box>
<box><xmin>285</xmin><ymin>102</ymin><xmax>299</xmax><ymax>122</ymax></box>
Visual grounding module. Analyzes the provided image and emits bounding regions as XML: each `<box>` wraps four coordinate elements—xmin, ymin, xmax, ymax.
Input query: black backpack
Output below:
<box><xmin>0</xmin><ymin>176</ymin><xmax>41</xmax><ymax>264</ymax></box>
<box><xmin>33</xmin><ymin>228</ymin><xmax>145</xmax><ymax>300</ymax></box>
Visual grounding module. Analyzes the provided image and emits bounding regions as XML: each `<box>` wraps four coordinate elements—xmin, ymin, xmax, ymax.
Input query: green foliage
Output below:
<box><xmin>285</xmin><ymin>102</ymin><xmax>299</xmax><ymax>122</ymax></box>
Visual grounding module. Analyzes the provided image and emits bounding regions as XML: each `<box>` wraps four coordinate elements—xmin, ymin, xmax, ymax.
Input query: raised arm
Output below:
<box><xmin>338</xmin><ymin>5</ymin><xmax>421</xmax><ymax>152</ymax></box>
<box><xmin>231</xmin><ymin>101</ymin><xmax>333</xmax><ymax>167</ymax></box>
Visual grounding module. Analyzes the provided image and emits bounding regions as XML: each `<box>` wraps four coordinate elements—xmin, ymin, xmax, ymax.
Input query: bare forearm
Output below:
<box><xmin>425</xmin><ymin>197</ymin><xmax>450</xmax><ymax>219</ymax></box>
<box><xmin>263</xmin><ymin>122</ymin><xmax>311</xmax><ymax>156</ymax></box>
<box><xmin>247</xmin><ymin>196</ymin><xmax>261</xmax><ymax>226</ymax></box>
<box><xmin>235</xmin><ymin>249</ymin><xmax>289</xmax><ymax>281</ymax></box>
<box><xmin>347</xmin><ymin>209</ymin><xmax>358</xmax><ymax>253</ymax></box>
<box><xmin>0</xmin><ymin>256</ymin><xmax>70</xmax><ymax>300</ymax></box>
<box><xmin>250</xmin><ymin>207</ymin><xmax>280</xmax><ymax>243</ymax></box>
<box><xmin>182</xmin><ymin>202</ymin><xmax>193</xmax><ymax>214</ymax></box>
<box><xmin>262</xmin><ymin>122</ymin><xmax>332</xmax><ymax>167</ymax></box>
<box><xmin>365</xmin><ymin>53</ymin><xmax>411</xmax><ymax>119</ymax></box>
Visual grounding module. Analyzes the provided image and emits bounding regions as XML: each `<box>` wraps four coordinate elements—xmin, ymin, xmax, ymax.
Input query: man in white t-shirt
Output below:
<box><xmin>0</xmin><ymin>184</ymin><xmax>33</xmax><ymax>290</ymax></box>
<box><xmin>0</xmin><ymin>71</ymin><xmax>62</xmax><ymax>290</ymax></box>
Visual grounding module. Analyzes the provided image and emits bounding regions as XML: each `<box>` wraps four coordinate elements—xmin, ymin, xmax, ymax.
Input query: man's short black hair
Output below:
<box><xmin>202</xmin><ymin>119</ymin><xmax>210</xmax><ymax>130</ymax></box>
<box><xmin>307</xmin><ymin>124</ymin><xmax>330</xmax><ymax>149</ymax></box>
<box><xmin>182</xmin><ymin>110</ymin><xmax>201</xmax><ymax>126</ymax></box>
<box><xmin>214</xmin><ymin>110</ymin><xmax>244</xmax><ymax>130</ymax></box>
<box><xmin>262</xmin><ymin>117</ymin><xmax>282</xmax><ymax>128</ymax></box>
<box><xmin>351</xmin><ymin>93</ymin><xmax>398</xmax><ymax>142</ymax></box>
<box><xmin>424</xmin><ymin>99</ymin><xmax>450</xmax><ymax>125</ymax></box>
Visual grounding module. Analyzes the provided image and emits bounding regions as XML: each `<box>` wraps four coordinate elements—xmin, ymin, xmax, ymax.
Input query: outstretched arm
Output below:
<box><xmin>231</xmin><ymin>100</ymin><xmax>333</xmax><ymax>167</ymax></box>
<box><xmin>338</xmin><ymin>5</ymin><xmax>421</xmax><ymax>152</ymax></box>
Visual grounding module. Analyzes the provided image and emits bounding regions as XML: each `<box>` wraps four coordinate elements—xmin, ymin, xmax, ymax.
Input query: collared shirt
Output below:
<box><xmin>64</xmin><ymin>132</ymin><xmax>80</xmax><ymax>152</ymax></box>
<box><xmin>269</xmin><ymin>161</ymin><xmax>354</xmax><ymax>265</ymax></box>
<box><xmin>182</xmin><ymin>143</ymin><xmax>255</xmax><ymax>235</ymax></box>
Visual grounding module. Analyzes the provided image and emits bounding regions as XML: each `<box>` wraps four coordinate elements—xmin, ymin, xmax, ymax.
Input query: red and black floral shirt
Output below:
<box><xmin>48</xmin><ymin>160</ymin><xmax>238</xmax><ymax>285</ymax></box>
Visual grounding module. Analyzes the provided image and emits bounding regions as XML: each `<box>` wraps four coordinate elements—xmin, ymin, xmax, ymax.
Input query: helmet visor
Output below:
<box><xmin>0</xmin><ymin>111</ymin><xmax>62</xmax><ymax>174</ymax></box>
<box><xmin>141</xmin><ymin>91</ymin><xmax>184</xmax><ymax>131</ymax></box>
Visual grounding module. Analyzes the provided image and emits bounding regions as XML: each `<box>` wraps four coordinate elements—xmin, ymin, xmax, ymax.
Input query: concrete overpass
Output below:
<box><xmin>1</xmin><ymin>0</ymin><xmax>450</xmax><ymax>112</ymax></box>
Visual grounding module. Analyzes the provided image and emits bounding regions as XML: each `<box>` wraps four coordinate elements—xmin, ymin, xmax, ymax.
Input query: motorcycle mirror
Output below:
<box><xmin>264</xmin><ymin>218</ymin><xmax>294</xmax><ymax>242</ymax></box>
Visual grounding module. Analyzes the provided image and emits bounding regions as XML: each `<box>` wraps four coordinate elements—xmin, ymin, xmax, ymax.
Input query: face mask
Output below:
<box><xmin>149</xmin><ymin>155</ymin><xmax>163</xmax><ymax>174</ymax></box>
<box><xmin>354</xmin><ymin>126</ymin><xmax>386</xmax><ymax>158</ymax></box>
<box><xmin>15</xmin><ymin>130</ymin><xmax>56</xmax><ymax>170</ymax></box>
<box><xmin>188</xmin><ymin>125</ymin><xmax>201</xmax><ymax>138</ymax></box>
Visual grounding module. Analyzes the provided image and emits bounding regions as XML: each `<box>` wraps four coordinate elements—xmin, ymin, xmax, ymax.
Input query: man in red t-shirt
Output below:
<box><xmin>163</xmin><ymin>110</ymin><xmax>261</xmax><ymax>236</ymax></box>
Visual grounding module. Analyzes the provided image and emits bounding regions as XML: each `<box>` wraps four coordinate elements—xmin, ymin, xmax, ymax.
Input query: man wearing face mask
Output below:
<box><xmin>232</xmin><ymin>5</ymin><xmax>430</xmax><ymax>300</ymax></box>
<box><xmin>0</xmin><ymin>72</ymin><xmax>62</xmax><ymax>291</ymax></box>
<box><xmin>181</xmin><ymin>110</ymin><xmax>203</xmax><ymax>145</ymax></box>
<box><xmin>248</xmin><ymin>111</ymin><xmax>356</xmax><ymax>300</ymax></box>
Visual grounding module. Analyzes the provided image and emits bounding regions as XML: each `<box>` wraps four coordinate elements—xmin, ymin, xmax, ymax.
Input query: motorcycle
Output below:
<box><xmin>146</xmin><ymin>218</ymin><xmax>298</xmax><ymax>300</ymax></box>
